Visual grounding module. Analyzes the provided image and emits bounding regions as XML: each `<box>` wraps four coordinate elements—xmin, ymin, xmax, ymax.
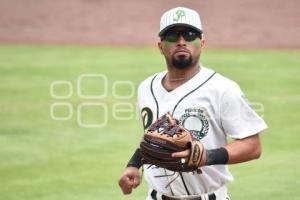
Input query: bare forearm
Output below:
<box><xmin>225</xmin><ymin>134</ymin><xmax>261</xmax><ymax>164</ymax></box>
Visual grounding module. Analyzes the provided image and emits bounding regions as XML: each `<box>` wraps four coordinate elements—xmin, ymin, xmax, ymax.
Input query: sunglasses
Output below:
<box><xmin>161</xmin><ymin>29</ymin><xmax>201</xmax><ymax>42</ymax></box>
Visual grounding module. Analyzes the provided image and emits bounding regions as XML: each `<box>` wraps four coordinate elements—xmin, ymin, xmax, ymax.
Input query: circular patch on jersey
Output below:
<box><xmin>141</xmin><ymin>107</ymin><xmax>153</xmax><ymax>130</ymax></box>
<box><xmin>179</xmin><ymin>108</ymin><xmax>209</xmax><ymax>139</ymax></box>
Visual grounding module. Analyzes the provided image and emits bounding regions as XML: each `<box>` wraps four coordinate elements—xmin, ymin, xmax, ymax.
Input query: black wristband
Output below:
<box><xmin>205</xmin><ymin>147</ymin><xmax>229</xmax><ymax>165</ymax></box>
<box><xmin>126</xmin><ymin>148</ymin><xmax>143</xmax><ymax>169</ymax></box>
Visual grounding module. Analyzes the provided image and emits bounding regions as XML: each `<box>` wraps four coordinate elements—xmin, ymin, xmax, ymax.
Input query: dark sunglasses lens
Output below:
<box><xmin>182</xmin><ymin>31</ymin><xmax>198</xmax><ymax>41</ymax></box>
<box><xmin>162</xmin><ymin>30</ymin><xmax>199</xmax><ymax>42</ymax></box>
<box><xmin>164</xmin><ymin>32</ymin><xmax>179</xmax><ymax>42</ymax></box>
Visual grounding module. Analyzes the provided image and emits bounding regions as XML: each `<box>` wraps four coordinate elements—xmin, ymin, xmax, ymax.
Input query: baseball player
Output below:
<box><xmin>119</xmin><ymin>7</ymin><xmax>267</xmax><ymax>200</ymax></box>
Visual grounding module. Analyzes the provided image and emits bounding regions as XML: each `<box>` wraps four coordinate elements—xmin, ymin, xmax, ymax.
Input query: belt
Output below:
<box><xmin>151</xmin><ymin>190</ymin><xmax>216</xmax><ymax>200</ymax></box>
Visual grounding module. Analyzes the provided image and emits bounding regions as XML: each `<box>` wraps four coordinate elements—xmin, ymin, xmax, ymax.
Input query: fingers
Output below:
<box><xmin>132</xmin><ymin>176</ymin><xmax>140</xmax><ymax>188</ymax></box>
<box><xmin>118</xmin><ymin>176</ymin><xmax>133</xmax><ymax>194</ymax></box>
<box><xmin>172</xmin><ymin>149</ymin><xmax>190</xmax><ymax>158</ymax></box>
<box><xmin>118</xmin><ymin>168</ymin><xmax>141</xmax><ymax>194</ymax></box>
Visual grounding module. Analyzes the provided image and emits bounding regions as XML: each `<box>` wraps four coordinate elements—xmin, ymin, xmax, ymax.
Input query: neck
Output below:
<box><xmin>162</xmin><ymin>63</ymin><xmax>201</xmax><ymax>91</ymax></box>
<box><xmin>167</xmin><ymin>64</ymin><xmax>200</xmax><ymax>82</ymax></box>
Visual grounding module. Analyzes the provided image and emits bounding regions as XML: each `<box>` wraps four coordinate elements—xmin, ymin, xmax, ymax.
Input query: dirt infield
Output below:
<box><xmin>0</xmin><ymin>0</ymin><xmax>299</xmax><ymax>49</ymax></box>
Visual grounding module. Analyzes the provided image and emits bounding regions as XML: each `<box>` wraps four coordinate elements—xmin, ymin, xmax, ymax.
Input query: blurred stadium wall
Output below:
<box><xmin>0</xmin><ymin>0</ymin><xmax>299</xmax><ymax>48</ymax></box>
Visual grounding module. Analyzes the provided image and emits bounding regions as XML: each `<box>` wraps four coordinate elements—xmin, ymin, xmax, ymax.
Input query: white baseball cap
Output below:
<box><xmin>159</xmin><ymin>7</ymin><xmax>203</xmax><ymax>36</ymax></box>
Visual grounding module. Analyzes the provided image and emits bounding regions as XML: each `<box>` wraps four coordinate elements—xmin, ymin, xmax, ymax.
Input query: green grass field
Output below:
<box><xmin>0</xmin><ymin>45</ymin><xmax>299</xmax><ymax>200</ymax></box>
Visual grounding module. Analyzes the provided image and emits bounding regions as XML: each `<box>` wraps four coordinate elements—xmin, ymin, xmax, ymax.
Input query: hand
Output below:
<box><xmin>172</xmin><ymin>149</ymin><xmax>190</xmax><ymax>158</ymax></box>
<box><xmin>172</xmin><ymin>148</ymin><xmax>207</xmax><ymax>167</ymax></box>
<box><xmin>172</xmin><ymin>149</ymin><xmax>190</xmax><ymax>165</ymax></box>
<box><xmin>118</xmin><ymin>167</ymin><xmax>141</xmax><ymax>194</ymax></box>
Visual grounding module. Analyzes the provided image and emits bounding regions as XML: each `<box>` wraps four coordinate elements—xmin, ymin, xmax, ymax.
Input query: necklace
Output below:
<box><xmin>168</xmin><ymin>67</ymin><xmax>200</xmax><ymax>82</ymax></box>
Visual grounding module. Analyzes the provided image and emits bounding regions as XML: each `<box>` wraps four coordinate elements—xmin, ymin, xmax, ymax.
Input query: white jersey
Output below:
<box><xmin>137</xmin><ymin>66</ymin><xmax>267</xmax><ymax>196</ymax></box>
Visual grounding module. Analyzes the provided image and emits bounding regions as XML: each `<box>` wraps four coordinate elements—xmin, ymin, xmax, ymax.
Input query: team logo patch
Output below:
<box><xmin>141</xmin><ymin>107</ymin><xmax>153</xmax><ymax>130</ymax></box>
<box><xmin>179</xmin><ymin>108</ymin><xmax>210</xmax><ymax>139</ymax></box>
<box><xmin>173</xmin><ymin>9</ymin><xmax>185</xmax><ymax>22</ymax></box>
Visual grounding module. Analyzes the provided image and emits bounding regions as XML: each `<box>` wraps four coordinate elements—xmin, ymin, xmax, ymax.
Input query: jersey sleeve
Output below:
<box><xmin>137</xmin><ymin>76</ymin><xmax>151</xmax><ymax>111</ymax></box>
<box><xmin>220</xmin><ymin>82</ymin><xmax>268</xmax><ymax>139</ymax></box>
<box><xmin>137</xmin><ymin>80</ymin><xmax>148</xmax><ymax>120</ymax></box>
<box><xmin>137</xmin><ymin>83</ymin><xmax>143</xmax><ymax>111</ymax></box>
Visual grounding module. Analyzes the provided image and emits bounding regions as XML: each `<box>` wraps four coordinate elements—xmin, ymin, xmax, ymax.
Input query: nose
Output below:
<box><xmin>176</xmin><ymin>35</ymin><xmax>186</xmax><ymax>46</ymax></box>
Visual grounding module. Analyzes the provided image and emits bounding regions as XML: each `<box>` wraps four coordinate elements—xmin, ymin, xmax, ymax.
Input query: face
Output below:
<box><xmin>158</xmin><ymin>27</ymin><xmax>205</xmax><ymax>70</ymax></box>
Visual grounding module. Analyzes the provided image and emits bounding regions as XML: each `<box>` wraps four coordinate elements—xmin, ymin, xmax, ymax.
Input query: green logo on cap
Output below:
<box><xmin>173</xmin><ymin>9</ymin><xmax>185</xmax><ymax>22</ymax></box>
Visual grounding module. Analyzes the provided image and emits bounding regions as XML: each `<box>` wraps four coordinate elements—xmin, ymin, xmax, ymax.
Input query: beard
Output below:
<box><xmin>171</xmin><ymin>55</ymin><xmax>193</xmax><ymax>69</ymax></box>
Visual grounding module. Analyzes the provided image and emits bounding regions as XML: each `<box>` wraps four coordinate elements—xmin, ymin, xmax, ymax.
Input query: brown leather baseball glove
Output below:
<box><xmin>140</xmin><ymin>113</ymin><xmax>206</xmax><ymax>173</ymax></box>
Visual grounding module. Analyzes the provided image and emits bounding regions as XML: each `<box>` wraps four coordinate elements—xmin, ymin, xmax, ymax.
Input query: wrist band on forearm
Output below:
<box><xmin>205</xmin><ymin>147</ymin><xmax>229</xmax><ymax>165</ymax></box>
<box><xmin>126</xmin><ymin>148</ymin><xmax>143</xmax><ymax>168</ymax></box>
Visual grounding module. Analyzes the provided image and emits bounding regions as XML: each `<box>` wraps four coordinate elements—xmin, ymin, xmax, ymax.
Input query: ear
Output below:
<box><xmin>158</xmin><ymin>42</ymin><xmax>164</xmax><ymax>55</ymax></box>
<box><xmin>200</xmin><ymin>39</ymin><xmax>206</xmax><ymax>49</ymax></box>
